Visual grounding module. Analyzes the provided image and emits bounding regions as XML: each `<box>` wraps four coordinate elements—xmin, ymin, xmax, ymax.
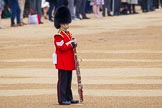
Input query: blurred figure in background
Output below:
<box><xmin>57</xmin><ymin>0</ymin><xmax>68</xmax><ymax>8</ymax></box>
<box><xmin>128</xmin><ymin>0</ymin><xmax>138</xmax><ymax>14</ymax></box>
<box><xmin>85</xmin><ymin>0</ymin><xmax>93</xmax><ymax>13</ymax></box>
<box><xmin>147</xmin><ymin>0</ymin><xmax>154</xmax><ymax>11</ymax></box>
<box><xmin>153</xmin><ymin>0</ymin><xmax>160</xmax><ymax>10</ymax></box>
<box><xmin>91</xmin><ymin>0</ymin><xmax>104</xmax><ymax>18</ymax></box>
<box><xmin>0</xmin><ymin>0</ymin><xmax>4</xmax><ymax>28</ymax></box>
<box><xmin>68</xmin><ymin>0</ymin><xmax>79</xmax><ymax>20</ymax></box>
<box><xmin>80</xmin><ymin>0</ymin><xmax>90</xmax><ymax>19</ymax></box>
<box><xmin>8</xmin><ymin>0</ymin><xmax>22</xmax><ymax>27</ymax></box>
<box><xmin>48</xmin><ymin>0</ymin><xmax>57</xmax><ymax>22</ymax></box>
<box><xmin>113</xmin><ymin>0</ymin><xmax>121</xmax><ymax>16</ymax></box>
<box><xmin>76</xmin><ymin>0</ymin><xmax>90</xmax><ymax>19</ymax></box>
<box><xmin>29</xmin><ymin>0</ymin><xmax>43</xmax><ymax>24</ymax></box>
<box><xmin>41</xmin><ymin>0</ymin><xmax>49</xmax><ymax>19</ymax></box>
<box><xmin>140</xmin><ymin>0</ymin><xmax>148</xmax><ymax>12</ymax></box>
<box><xmin>18</xmin><ymin>0</ymin><xmax>26</xmax><ymax>25</ymax></box>
<box><xmin>102</xmin><ymin>0</ymin><xmax>112</xmax><ymax>16</ymax></box>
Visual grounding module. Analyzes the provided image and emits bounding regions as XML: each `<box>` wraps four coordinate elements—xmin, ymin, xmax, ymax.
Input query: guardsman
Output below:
<box><xmin>53</xmin><ymin>6</ymin><xmax>79</xmax><ymax>105</ymax></box>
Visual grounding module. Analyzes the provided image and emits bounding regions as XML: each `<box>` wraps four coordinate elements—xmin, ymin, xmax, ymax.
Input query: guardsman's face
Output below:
<box><xmin>61</xmin><ymin>23</ymin><xmax>69</xmax><ymax>31</ymax></box>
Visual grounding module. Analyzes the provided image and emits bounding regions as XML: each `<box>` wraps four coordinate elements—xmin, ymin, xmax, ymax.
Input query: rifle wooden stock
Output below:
<box><xmin>74</xmin><ymin>48</ymin><xmax>83</xmax><ymax>102</ymax></box>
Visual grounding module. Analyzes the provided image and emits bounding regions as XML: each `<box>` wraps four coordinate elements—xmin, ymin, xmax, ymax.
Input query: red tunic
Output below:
<box><xmin>54</xmin><ymin>31</ymin><xmax>75</xmax><ymax>70</ymax></box>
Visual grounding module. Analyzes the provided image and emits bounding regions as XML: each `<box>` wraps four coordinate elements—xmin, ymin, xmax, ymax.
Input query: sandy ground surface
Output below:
<box><xmin>0</xmin><ymin>8</ymin><xmax>162</xmax><ymax>108</ymax></box>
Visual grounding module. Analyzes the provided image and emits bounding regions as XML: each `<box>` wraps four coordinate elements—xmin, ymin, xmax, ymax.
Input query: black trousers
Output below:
<box><xmin>102</xmin><ymin>0</ymin><xmax>112</xmax><ymax>16</ymax></box>
<box><xmin>8</xmin><ymin>0</ymin><xmax>21</xmax><ymax>25</ymax></box>
<box><xmin>113</xmin><ymin>0</ymin><xmax>121</xmax><ymax>15</ymax></box>
<box><xmin>76</xmin><ymin>0</ymin><xmax>87</xmax><ymax>18</ymax></box>
<box><xmin>57</xmin><ymin>69</ymin><xmax>73</xmax><ymax>103</ymax></box>
<box><xmin>48</xmin><ymin>1</ymin><xmax>55</xmax><ymax>21</ymax></box>
<box><xmin>141</xmin><ymin>0</ymin><xmax>148</xmax><ymax>12</ymax></box>
<box><xmin>128</xmin><ymin>4</ymin><xmax>136</xmax><ymax>14</ymax></box>
<box><xmin>153</xmin><ymin>0</ymin><xmax>159</xmax><ymax>9</ymax></box>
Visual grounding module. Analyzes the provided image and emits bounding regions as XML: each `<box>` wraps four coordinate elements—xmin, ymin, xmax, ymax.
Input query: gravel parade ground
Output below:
<box><xmin>0</xmin><ymin>9</ymin><xmax>162</xmax><ymax>108</ymax></box>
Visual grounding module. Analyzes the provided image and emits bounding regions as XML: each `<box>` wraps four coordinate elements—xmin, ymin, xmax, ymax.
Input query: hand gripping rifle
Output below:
<box><xmin>74</xmin><ymin>48</ymin><xmax>83</xmax><ymax>102</ymax></box>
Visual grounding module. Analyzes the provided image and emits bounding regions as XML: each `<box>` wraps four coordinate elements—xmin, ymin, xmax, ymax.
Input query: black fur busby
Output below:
<box><xmin>54</xmin><ymin>6</ymin><xmax>71</xmax><ymax>29</ymax></box>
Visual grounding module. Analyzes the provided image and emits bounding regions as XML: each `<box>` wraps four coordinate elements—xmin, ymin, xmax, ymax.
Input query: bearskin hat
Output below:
<box><xmin>54</xmin><ymin>6</ymin><xmax>71</xmax><ymax>29</ymax></box>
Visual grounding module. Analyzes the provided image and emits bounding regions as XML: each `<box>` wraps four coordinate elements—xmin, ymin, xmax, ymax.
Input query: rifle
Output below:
<box><xmin>74</xmin><ymin>48</ymin><xmax>83</xmax><ymax>103</ymax></box>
